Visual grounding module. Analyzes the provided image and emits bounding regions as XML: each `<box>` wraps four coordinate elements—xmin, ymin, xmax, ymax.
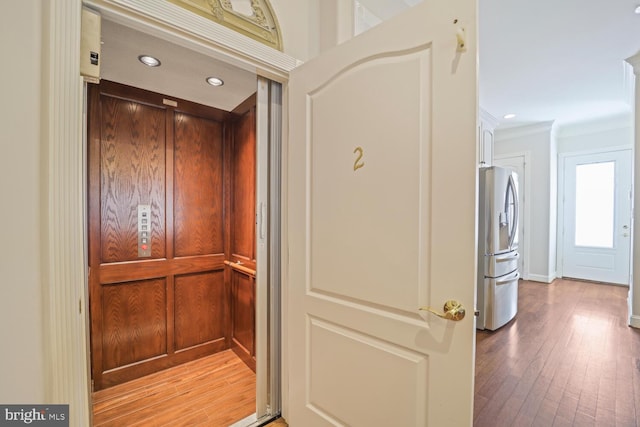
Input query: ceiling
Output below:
<box><xmin>101</xmin><ymin>0</ymin><xmax>640</xmax><ymax>127</ymax></box>
<box><xmin>479</xmin><ymin>0</ymin><xmax>640</xmax><ymax>129</ymax></box>
<box><xmin>100</xmin><ymin>19</ymin><xmax>257</xmax><ymax>112</ymax></box>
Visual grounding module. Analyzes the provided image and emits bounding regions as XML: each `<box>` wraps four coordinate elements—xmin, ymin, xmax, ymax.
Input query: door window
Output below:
<box><xmin>574</xmin><ymin>161</ymin><xmax>615</xmax><ymax>248</ymax></box>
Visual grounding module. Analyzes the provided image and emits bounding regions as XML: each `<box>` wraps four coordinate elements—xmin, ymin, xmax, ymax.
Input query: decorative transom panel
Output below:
<box><xmin>166</xmin><ymin>0</ymin><xmax>283</xmax><ymax>51</ymax></box>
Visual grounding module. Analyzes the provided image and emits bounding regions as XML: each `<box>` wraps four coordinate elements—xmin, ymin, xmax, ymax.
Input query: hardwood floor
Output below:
<box><xmin>474</xmin><ymin>279</ymin><xmax>640</xmax><ymax>427</ymax></box>
<box><xmin>92</xmin><ymin>350</ymin><xmax>256</xmax><ymax>426</ymax></box>
<box><xmin>92</xmin><ymin>278</ymin><xmax>639</xmax><ymax>426</ymax></box>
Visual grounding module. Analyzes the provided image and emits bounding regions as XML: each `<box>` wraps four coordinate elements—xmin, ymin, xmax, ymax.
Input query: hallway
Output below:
<box><xmin>474</xmin><ymin>279</ymin><xmax>640</xmax><ymax>426</ymax></box>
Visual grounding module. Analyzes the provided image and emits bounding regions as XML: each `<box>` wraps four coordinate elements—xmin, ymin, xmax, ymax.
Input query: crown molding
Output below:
<box><xmin>555</xmin><ymin>112</ymin><xmax>632</xmax><ymax>138</ymax></box>
<box><xmin>479</xmin><ymin>108</ymin><xmax>499</xmax><ymax>129</ymax></box>
<box><xmin>495</xmin><ymin>121</ymin><xmax>555</xmax><ymax>141</ymax></box>
<box><xmin>626</xmin><ymin>50</ymin><xmax>640</xmax><ymax>74</ymax></box>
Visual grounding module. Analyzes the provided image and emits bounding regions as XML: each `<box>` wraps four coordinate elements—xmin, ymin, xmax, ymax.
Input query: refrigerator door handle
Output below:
<box><xmin>496</xmin><ymin>252</ymin><xmax>519</xmax><ymax>262</ymax></box>
<box><xmin>496</xmin><ymin>271</ymin><xmax>520</xmax><ymax>285</ymax></box>
<box><xmin>506</xmin><ymin>173</ymin><xmax>519</xmax><ymax>248</ymax></box>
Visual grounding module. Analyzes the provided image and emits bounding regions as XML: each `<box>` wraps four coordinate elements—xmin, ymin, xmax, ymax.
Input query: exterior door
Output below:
<box><xmin>287</xmin><ymin>0</ymin><xmax>477</xmax><ymax>425</ymax></box>
<box><xmin>562</xmin><ymin>150</ymin><xmax>632</xmax><ymax>285</ymax></box>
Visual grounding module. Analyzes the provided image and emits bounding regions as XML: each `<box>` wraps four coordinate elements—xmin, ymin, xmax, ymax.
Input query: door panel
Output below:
<box><xmin>308</xmin><ymin>317</ymin><xmax>428</xmax><ymax>425</ymax></box>
<box><xmin>174</xmin><ymin>113</ymin><xmax>225</xmax><ymax>257</ymax></box>
<box><xmin>231</xmin><ymin>101</ymin><xmax>257</xmax><ymax>264</ymax></box>
<box><xmin>174</xmin><ymin>271</ymin><xmax>227</xmax><ymax>350</ymax></box>
<box><xmin>309</xmin><ymin>49</ymin><xmax>428</xmax><ymax>312</ymax></box>
<box><xmin>99</xmin><ymin>97</ymin><xmax>166</xmax><ymax>262</ymax></box>
<box><xmin>101</xmin><ymin>278</ymin><xmax>167</xmax><ymax>370</ymax></box>
<box><xmin>288</xmin><ymin>0</ymin><xmax>477</xmax><ymax>425</ymax></box>
<box><xmin>228</xmin><ymin>98</ymin><xmax>258</xmax><ymax>371</ymax></box>
<box><xmin>231</xmin><ymin>270</ymin><xmax>256</xmax><ymax>369</ymax></box>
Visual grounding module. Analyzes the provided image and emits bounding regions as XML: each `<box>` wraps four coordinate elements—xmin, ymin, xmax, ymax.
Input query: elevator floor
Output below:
<box><xmin>92</xmin><ymin>350</ymin><xmax>255</xmax><ymax>426</ymax></box>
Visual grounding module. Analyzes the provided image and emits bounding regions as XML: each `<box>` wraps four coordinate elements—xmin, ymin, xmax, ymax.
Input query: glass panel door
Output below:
<box><xmin>562</xmin><ymin>150</ymin><xmax>632</xmax><ymax>285</ymax></box>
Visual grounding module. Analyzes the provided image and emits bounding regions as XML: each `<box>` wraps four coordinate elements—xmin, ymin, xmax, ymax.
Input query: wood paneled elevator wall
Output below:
<box><xmin>88</xmin><ymin>81</ymin><xmax>257</xmax><ymax>390</ymax></box>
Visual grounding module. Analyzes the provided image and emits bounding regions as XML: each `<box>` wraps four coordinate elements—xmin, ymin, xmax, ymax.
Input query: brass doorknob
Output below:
<box><xmin>419</xmin><ymin>300</ymin><xmax>466</xmax><ymax>321</ymax></box>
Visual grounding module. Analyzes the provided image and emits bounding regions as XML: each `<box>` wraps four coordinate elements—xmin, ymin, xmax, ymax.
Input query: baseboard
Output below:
<box><xmin>630</xmin><ymin>315</ymin><xmax>640</xmax><ymax>329</ymax></box>
<box><xmin>528</xmin><ymin>273</ymin><xmax>556</xmax><ymax>283</ymax></box>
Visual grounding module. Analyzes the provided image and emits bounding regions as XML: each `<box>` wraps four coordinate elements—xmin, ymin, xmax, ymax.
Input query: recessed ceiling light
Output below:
<box><xmin>503</xmin><ymin>113</ymin><xmax>516</xmax><ymax>119</ymax></box>
<box><xmin>206</xmin><ymin>76</ymin><xmax>224</xmax><ymax>87</ymax></box>
<box><xmin>138</xmin><ymin>55</ymin><xmax>161</xmax><ymax>67</ymax></box>
<box><xmin>635</xmin><ymin>5</ymin><xmax>640</xmax><ymax>14</ymax></box>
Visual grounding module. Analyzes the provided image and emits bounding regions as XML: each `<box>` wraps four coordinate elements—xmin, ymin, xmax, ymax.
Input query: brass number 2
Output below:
<box><xmin>353</xmin><ymin>147</ymin><xmax>365</xmax><ymax>171</ymax></box>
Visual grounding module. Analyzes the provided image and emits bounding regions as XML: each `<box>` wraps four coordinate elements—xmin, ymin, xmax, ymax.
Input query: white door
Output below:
<box><xmin>562</xmin><ymin>150</ymin><xmax>632</xmax><ymax>285</ymax></box>
<box><xmin>287</xmin><ymin>0</ymin><xmax>477</xmax><ymax>425</ymax></box>
<box><xmin>494</xmin><ymin>155</ymin><xmax>527</xmax><ymax>277</ymax></box>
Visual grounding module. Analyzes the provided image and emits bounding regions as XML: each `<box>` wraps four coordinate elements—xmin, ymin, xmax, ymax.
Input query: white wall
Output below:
<box><xmin>0</xmin><ymin>0</ymin><xmax>45</xmax><ymax>402</ymax></box>
<box><xmin>270</xmin><ymin>0</ymin><xmax>320</xmax><ymax>61</ymax></box>
<box><xmin>495</xmin><ymin>122</ymin><xmax>557</xmax><ymax>282</ymax></box>
<box><xmin>556</xmin><ymin>113</ymin><xmax>633</xmax><ymax>154</ymax></box>
<box><xmin>629</xmin><ymin>51</ymin><xmax>640</xmax><ymax>328</ymax></box>
<box><xmin>496</xmin><ymin>115</ymin><xmax>634</xmax><ymax>286</ymax></box>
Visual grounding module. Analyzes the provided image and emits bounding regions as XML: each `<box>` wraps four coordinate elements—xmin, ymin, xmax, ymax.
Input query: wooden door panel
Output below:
<box><xmin>174</xmin><ymin>112</ymin><xmax>224</xmax><ymax>257</ymax></box>
<box><xmin>174</xmin><ymin>270</ymin><xmax>227</xmax><ymax>350</ymax></box>
<box><xmin>101</xmin><ymin>278</ymin><xmax>167</xmax><ymax>370</ymax></box>
<box><xmin>231</xmin><ymin>107</ymin><xmax>256</xmax><ymax>263</ymax></box>
<box><xmin>231</xmin><ymin>269</ymin><xmax>255</xmax><ymax>371</ymax></box>
<box><xmin>100</xmin><ymin>95</ymin><xmax>166</xmax><ymax>262</ymax></box>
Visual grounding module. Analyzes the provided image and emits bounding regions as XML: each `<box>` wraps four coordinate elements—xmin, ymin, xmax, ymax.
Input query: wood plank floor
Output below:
<box><xmin>474</xmin><ymin>278</ymin><xmax>640</xmax><ymax>427</ymax></box>
<box><xmin>92</xmin><ymin>278</ymin><xmax>639</xmax><ymax>426</ymax></box>
<box><xmin>92</xmin><ymin>350</ymin><xmax>256</xmax><ymax>427</ymax></box>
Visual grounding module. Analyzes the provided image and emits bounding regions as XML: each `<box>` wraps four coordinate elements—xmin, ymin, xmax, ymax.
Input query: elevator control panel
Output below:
<box><xmin>137</xmin><ymin>204</ymin><xmax>151</xmax><ymax>257</ymax></box>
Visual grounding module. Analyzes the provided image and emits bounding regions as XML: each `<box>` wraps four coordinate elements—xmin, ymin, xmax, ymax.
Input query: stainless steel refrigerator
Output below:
<box><xmin>477</xmin><ymin>166</ymin><xmax>520</xmax><ymax>331</ymax></box>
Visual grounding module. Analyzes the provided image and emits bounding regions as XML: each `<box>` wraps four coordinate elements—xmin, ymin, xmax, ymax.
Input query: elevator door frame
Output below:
<box><xmin>83</xmin><ymin>80</ymin><xmax>281</xmax><ymax>426</ymax></box>
<box><xmin>43</xmin><ymin>1</ymin><xmax>298</xmax><ymax>424</ymax></box>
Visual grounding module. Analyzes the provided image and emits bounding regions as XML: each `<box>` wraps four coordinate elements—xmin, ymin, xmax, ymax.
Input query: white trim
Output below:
<box><xmin>267</xmin><ymin>80</ymin><xmax>284</xmax><ymax>417</ymax></box>
<box><xmin>528</xmin><ymin>273</ymin><xmax>556</xmax><ymax>283</ymax></box>
<box><xmin>626</xmin><ymin>50</ymin><xmax>640</xmax><ymax>73</ymax></box>
<box><xmin>557</xmin><ymin>144</ymin><xmax>633</xmax><ymax>157</ymax></box>
<box><xmin>495</xmin><ymin>121</ymin><xmax>555</xmax><ymax>141</ymax></box>
<box><xmin>479</xmin><ymin>108</ymin><xmax>499</xmax><ymax>130</ymax></box>
<box><xmin>493</xmin><ymin>151</ymin><xmax>532</xmax><ymax>281</ymax></box>
<box><xmin>41</xmin><ymin>0</ymin><xmax>91</xmax><ymax>422</ymax></box>
<box><xmin>626</xmin><ymin>49</ymin><xmax>639</xmax><ymax>340</ymax></box>
<box><xmin>256</xmin><ymin>77</ymin><xmax>270</xmax><ymax>419</ymax></box>
<box><xmin>555</xmin><ymin>113</ymin><xmax>632</xmax><ymax>138</ymax></box>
